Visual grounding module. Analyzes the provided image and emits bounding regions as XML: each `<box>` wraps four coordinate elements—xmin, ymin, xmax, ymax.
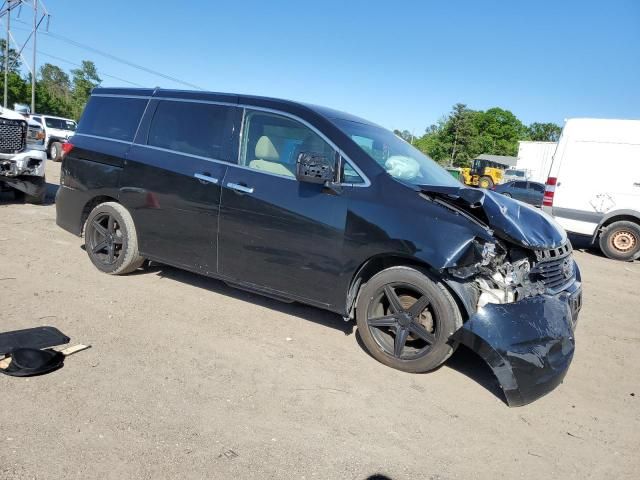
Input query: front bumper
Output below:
<box><xmin>0</xmin><ymin>149</ymin><xmax>47</xmax><ymax>178</ymax></box>
<box><xmin>453</xmin><ymin>277</ymin><xmax>582</xmax><ymax>407</ymax></box>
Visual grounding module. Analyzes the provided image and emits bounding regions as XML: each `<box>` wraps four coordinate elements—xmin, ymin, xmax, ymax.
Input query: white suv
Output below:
<box><xmin>30</xmin><ymin>114</ymin><xmax>77</xmax><ymax>161</ymax></box>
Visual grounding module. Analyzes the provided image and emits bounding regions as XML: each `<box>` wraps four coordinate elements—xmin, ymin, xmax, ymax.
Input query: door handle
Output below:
<box><xmin>194</xmin><ymin>173</ymin><xmax>219</xmax><ymax>184</ymax></box>
<box><xmin>227</xmin><ymin>182</ymin><xmax>254</xmax><ymax>194</ymax></box>
<box><xmin>633</xmin><ymin>182</ymin><xmax>640</xmax><ymax>188</ymax></box>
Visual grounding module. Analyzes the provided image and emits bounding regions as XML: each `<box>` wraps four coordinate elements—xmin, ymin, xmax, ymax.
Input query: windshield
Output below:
<box><xmin>45</xmin><ymin>117</ymin><xmax>77</xmax><ymax>131</ymax></box>
<box><xmin>333</xmin><ymin>119</ymin><xmax>460</xmax><ymax>187</ymax></box>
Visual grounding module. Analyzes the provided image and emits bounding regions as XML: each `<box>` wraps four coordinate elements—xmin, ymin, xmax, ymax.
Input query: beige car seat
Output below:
<box><xmin>248</xmin><ymin>136</ymin><xmax>295</xmax><ymax>177</ymax></box>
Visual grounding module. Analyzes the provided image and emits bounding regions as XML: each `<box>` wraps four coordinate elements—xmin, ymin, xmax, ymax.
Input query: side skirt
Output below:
<box><xmin>141</xmin><ymin>253</ymin><xmax>341</xmax><ymax>315</ymax></box>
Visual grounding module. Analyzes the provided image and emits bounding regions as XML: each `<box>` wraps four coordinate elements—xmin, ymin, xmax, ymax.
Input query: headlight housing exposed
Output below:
<box><xmin>503</xmin><ymin>258</ymin><xmax>530</xmax><ymax>286</ymax></box>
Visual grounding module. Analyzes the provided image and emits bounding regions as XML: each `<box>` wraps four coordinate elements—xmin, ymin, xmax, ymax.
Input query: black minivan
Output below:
<box><xmin>56</xmin><ymin>88</ymin><xmax>582</xmax><ymax>406</ymax></box>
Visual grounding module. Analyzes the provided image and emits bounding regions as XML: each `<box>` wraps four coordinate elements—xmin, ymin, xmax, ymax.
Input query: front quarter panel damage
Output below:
<box><xmin>452</xmin><ymin>292</ymin><xmax>577</xmax><ymax>407</ymax></box>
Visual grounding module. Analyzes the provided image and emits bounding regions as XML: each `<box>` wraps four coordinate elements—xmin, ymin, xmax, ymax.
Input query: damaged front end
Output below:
<box><xmin>421</xmin><ymin>185</ymin><xmax>583</xmax><ymax>406</ymax></box>
<box><xmin>0</xmin><ymin>112</ymin><xmax>47</xmax><ymax>199</ymax></box>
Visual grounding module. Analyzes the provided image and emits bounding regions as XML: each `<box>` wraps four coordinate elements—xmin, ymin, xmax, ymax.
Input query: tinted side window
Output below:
<box><xmin>513</xmin><ymin>181</ymin><xmax>528</xmax><ymax>189</ymax></box>
<box><xmin>531</xmin><ymin>183</ymin><xmax>545</xmax><ymax>193</ymax></box>
<box><xmin>77</xmin><ymin>96</ymin><xmax>147</xmax><ymax>141</ymax></box>
<box><xmin>147</xmin><ymin>101</ymin><xmax>232</xmax><ymax>160</ymax></box>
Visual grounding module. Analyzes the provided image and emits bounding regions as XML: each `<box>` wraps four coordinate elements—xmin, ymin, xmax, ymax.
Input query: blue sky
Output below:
<box><xmin>8</xmin><ymin>0</ymin><xmax>640</xmax><ymax>133</ymax></box>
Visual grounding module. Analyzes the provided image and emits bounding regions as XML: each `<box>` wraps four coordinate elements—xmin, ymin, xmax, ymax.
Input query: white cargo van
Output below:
<box><xmin>543</xmin><ymin>118</ymin><xmax>640</xmax><ymax>261</ymax></box>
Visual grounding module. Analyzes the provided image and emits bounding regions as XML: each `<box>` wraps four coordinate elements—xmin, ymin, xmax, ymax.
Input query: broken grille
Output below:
<box><xmin>530</xmin><ymin>243</ymin><xmax>575</xmax><ymax>294</ymax></box>
<box><xmin>0</xmin><ymin>119</ymin><xmax>27</xmax><ymax>154</ymax></box>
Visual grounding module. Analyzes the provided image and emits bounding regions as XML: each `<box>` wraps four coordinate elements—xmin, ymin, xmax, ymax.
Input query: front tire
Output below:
<box><xmin>478</xmin><ymin>176</ymin><xmax>494</xmax><ymax>189</ymax></box>
<box><xmin>49</xmin><ymin>142</ymin><xmax>62</xmax><ymax>162</ymax></box>
<box><xmin>85</xmin><ymin>202</ymin><xmax>145</xmax><ymax>274</ymax></box>
<box><xmin>599</xmin><ymin>221</ymin><xmax>640</xmax><ymax>261</ymax></box>
<box><xmin>355</xmin><ymin>266</ymin><xmax>463</xmax><ymax>373</ymax></box>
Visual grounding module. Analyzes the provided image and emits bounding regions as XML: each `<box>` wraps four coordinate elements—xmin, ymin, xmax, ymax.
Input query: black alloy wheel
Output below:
<box><xmin>366</xmin><ymin>283</ymin><xmax>437</xmax><ymax>360</ymax></box>
<box><xmin>84</xmin><ymin>202</ymin><xmax>145</xmax><ymax>275</ymax></box>
<box><xmin>355</xmin><ymin>266</ymin><xmax>462</xmax><ymax>373</ymax></box>
<box><xmin>87</xmin><ymin>212</ymin><xmax>124</xmax><ymax>266</ymax></box>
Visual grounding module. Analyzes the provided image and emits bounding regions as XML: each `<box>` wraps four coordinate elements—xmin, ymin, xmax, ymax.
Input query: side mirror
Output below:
<box><xmin>295</xmin><ymin>152</ymin><xmax>335</xmax><ymax>185</ymax></box>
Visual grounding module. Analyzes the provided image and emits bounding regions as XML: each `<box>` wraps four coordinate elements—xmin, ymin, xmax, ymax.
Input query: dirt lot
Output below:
<box><xmin>1</xmin><ymin>162</ymin><xmax>639</xmax><ymax>479</ymax></box>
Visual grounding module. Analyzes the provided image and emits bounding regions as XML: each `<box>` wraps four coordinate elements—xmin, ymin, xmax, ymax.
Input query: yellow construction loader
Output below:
<box><xmin>461</xmin><ymin>158</ymin><xmax>509</xmax><ymax>189</ymax></box>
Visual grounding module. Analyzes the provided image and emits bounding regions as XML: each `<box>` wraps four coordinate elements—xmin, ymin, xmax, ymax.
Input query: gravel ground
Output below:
<box><xmin>1</xmin><ymin>162</ymin><xmax>638</xmax><ymax>479</ymax></box>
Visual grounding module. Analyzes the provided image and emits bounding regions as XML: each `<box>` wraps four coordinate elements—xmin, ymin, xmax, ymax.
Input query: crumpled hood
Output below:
<box><xmin>419</xmin><ymin>185</ymin><xmax>567</xmax><ymax>249</ymax></box>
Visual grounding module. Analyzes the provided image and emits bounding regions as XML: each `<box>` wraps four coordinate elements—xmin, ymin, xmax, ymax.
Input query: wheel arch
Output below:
<box><xmin>80</xmin><ymin>195</ymin><xmax>120</xmax><ymax>235</ymax></box>
<box><xmin>345</xmin><ymin>254</ymin><xmax>473</xmax><ymax>321</ymax></box>
<box><xmin>46</xmin><ymin>136</ymin><xmax>65</xmax><ymax>149</ymax></box>
<box><xmin>592</xmin><ymin>210</ymin><xmax>640</xmax><ymax>242</ymax></box>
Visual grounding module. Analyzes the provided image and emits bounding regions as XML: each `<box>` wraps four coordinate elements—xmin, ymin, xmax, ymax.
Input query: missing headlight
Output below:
<box><xmin>476</xmin><ymin>257</ymin><xmax>545</xmax><ymax>308</ymax></box>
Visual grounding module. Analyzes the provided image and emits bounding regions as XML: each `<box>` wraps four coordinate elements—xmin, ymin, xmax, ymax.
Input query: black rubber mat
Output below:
<box><xmin>0</xmin><ymin>327</ymin><xmax>70</xmax><ymax>356</ymax></box>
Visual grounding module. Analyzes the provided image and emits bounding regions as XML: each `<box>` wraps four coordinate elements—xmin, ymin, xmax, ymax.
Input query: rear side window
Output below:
<box><xmin>77</xmin><ymin>96</ymin><xmax>147</xmax><ymax>142</ymax></box>
<box><xmin>513</xmin><ymin>181</ymin><xmax>528</xmax><ymax>189</ymax></box>
<box><xmin>147</xmin><ymin>100</ymin><xmax>233</xmax><ymax>160</ymax></box>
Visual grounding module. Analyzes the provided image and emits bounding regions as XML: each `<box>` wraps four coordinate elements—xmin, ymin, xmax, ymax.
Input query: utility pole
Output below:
<box><xmin>0</xmin><ymin>0</ymin><xmax>50</xmax><ymax>111</ymax></box>
<box><xmin>4</xmin><ymin>2</ymin><xmax>10</xmax><ymax>108</ymax></box>
<box><xmin>31</xmin><ymin>0</ymin><xmax>36</xmax><ymax>112</ymax></box>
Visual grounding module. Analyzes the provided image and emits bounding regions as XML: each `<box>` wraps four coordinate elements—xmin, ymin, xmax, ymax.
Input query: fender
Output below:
<box><xmin>592</xmin><ymin>209</ymin><xmax>640</xmax><ymax>242</ymax></box>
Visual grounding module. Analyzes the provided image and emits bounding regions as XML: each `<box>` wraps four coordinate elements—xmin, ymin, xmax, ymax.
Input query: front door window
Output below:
<box><xmin>239</xmin><ymin>111</ymin><xmax>337</xmax><ymax>179</ymax></box>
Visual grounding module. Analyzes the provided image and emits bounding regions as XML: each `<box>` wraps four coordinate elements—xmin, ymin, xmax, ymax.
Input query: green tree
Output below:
<box><xmin>70</xmin><ymin>60</ymin><xmax>101</xmax><ymax>118</ymax></box>
<box><xmin>412</xmin><ymin>105</ymin><xmax>480</xmax><ymax>167</ymax></box>
<box><xmin>33</xmin><ymin>64</ymin><xmax>74</xmax><ymax>117</ymax></box>
<box><xmin>444</xmin><ymin>104</ymin><xmax>479</xmax><ymax>166</ymax></box>
<box><xmin>0</xmin><ymin>39</ymin><xmax>27</xmax><ymax>108</ymax></box>
<box><xmin>31</xmin><ymin>82</ymin><xmax>73</xmax><ymax>118</ymax></box>
<box><xmin>527</xmin><ymin>122</ymin><xmax>562</xmax><ymax>142</ymax></box>
<box><xmin>412</xmin><ymin>104</ymin><xmax>531</xmax><ymax>167</ymax></box>
<box><xmin>0</xmin><ymin>39</ymin><xmax>22</xmax><ymax>73</ymax></box>
<box><xmin>393</xmin><ymin>129</ymin><xmax>414</xmax><ymax>143</ymax></box>
<box><xmin>40</xmin><ymin>63</ymin><xmax>71</xmax><ymax>100</ymax></box>
<box><xmin>0</xmin><ymin>72</ymin><xmax>28</xmax><ymax>109</ymax></box>
<box><xmin>414</xmin><ymin>122</ymin><xmax>450</xmax><ymax>165</ymax></box>
<box><xmin>473</xmin><ymin>107</ymin><xmax>527</xmax><ymax>157</ymax></box>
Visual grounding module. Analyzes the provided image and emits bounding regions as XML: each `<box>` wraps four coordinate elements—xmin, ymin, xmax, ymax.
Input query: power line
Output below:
<box><xmin>13</xmin><ymin>18</ymin><xmax>204</xmax><ymax>90</ymax></box>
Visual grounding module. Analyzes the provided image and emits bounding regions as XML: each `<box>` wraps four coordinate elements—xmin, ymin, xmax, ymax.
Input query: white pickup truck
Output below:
<box><xmin>30</xmin><ymin>114</ymin><xmax>77</xmax><ymax>161</ymax></box>
<box><xmin>0</xmin><ymin>106</ymin><xmax>48</xmax><ymax>203</ymax></box>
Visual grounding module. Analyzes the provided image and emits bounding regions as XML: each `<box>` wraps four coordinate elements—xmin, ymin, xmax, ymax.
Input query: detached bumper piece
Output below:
<box><xmin>453</xmin><ymin>284</ymin><xmax>580</xmax><ymax>407</ymax></box>
<box><xmin>0</xmin><ymin>175</ymin><xmax>45</xmax><ymax>196</ymax></box>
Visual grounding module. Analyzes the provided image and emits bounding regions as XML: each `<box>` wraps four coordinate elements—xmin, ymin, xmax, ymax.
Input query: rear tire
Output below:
<box><xmin>478</xmin><ymin>176</ymin><xmax>494</xmax><ymax>189</ymax></box>
<box><xmin>48</xmin><ymin>142</ymin><xmax>63</xmax><ymax>162</ymax></box>
<box><xmin>599</xmin><ymin>221</ymin><xmax>640</xmax><ymax>261</ymax></box>
<box><xmin>84</xmin><ymin>202</ymin><xmax>145</xmax><ymax>274</ymax></box>
<box><xmin>355</xmin><ymin>266</ymin><xmax>463</xmax><ymax>373</ymax></box>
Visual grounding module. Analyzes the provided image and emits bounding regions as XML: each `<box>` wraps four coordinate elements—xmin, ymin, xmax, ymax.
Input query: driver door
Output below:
<box><xmin>218</xmin><ymin>109</ymin><xmax>351</xmax><ymax>308</ymax></box>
